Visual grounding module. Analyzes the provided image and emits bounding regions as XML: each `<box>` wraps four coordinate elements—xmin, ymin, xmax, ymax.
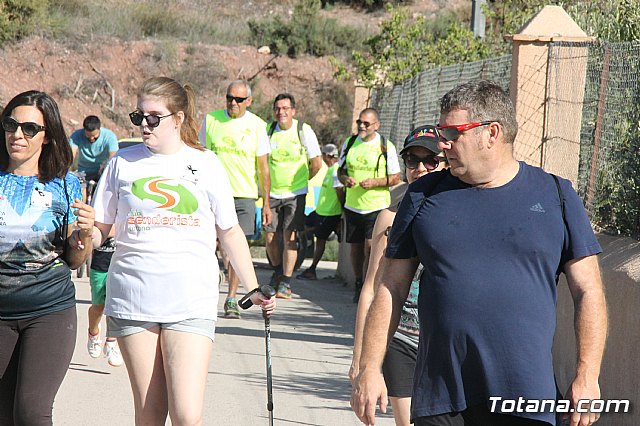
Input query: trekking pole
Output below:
<box><xmin>86</xmin><ymin>180</ymin><xmax>97</xmax><ymax>205</ymax></box>
<box><xmin>239</xmin><ymin>284</ymin><xmax>277</xmax><ymax>425</ymax></box>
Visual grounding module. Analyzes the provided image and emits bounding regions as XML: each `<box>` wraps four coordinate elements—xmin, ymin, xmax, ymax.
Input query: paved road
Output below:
<box><xmin>53</xmin><ymin>259</ymin><xmax>396</xmax><ymax>425</ymax></box>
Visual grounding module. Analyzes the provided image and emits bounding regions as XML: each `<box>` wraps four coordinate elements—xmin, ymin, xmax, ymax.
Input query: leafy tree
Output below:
<box><xmin>348</xmin><ymin>5</ymin><xmax>489</xmax><ymax>88</ymax></box>
<box><xmin>344</xmin><ymin>0</ymin><xmax>640</xmax><ymax>89</ymax></box>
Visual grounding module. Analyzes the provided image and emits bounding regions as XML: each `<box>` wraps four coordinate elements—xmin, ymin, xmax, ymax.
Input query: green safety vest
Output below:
<box><xmin>267</xmin><ymin>119</ymin><xmax>309</xmax><ymax>196</ymax></box>
<box><xmin>343</xmin><ymin>136</ymin><xmax>391</xmax><ymax>212</ymax></box>
<box><xmin>316</xmin><ymin>163</ymin><xmax>343</xmax><ymax>216</ymax></box>
<box><xmin>203</xmin><ymin>110</ymin><xmax>266</xmax><ymax>198</ymax></box>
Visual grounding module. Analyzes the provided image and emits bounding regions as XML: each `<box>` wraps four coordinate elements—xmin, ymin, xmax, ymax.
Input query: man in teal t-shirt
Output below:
<box><xmin>69</xmin><ymin>115</ymin><xmax>118</xmax><ymax>181</ymax></box>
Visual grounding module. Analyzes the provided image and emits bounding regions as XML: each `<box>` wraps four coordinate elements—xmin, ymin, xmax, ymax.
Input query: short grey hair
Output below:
<box><xmin>440</xmin><ymin>80</ymin><xmax>518</xmax><ymax>144</ymax></box>
<box><xmin>227</xmin><ymin>80</ymin><xmax>252</xmax><ymax>97</ymax></box>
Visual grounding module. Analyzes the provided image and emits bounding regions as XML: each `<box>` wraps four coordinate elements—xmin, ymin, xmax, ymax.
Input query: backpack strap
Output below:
<box><xmin>338</xmin><ymin>134</ymin><xmax>359</xmax><ymax>175</ymax></box>
<box><xmin>267</xmin><ymin>121</ymin><xmax>277</xmax><ymax>138</ymax></box>
<box><xmin>374</xmin><ymin>134</ymin><xmax>388</xmax><ymax>178</ymax></box>
<box><xmin>551</xmin><ymin>174</ymin><xmax>566</xmax><ymax>222</ymax></box>
<box><xmin>59</xmin><ymin>175</ymin><xmax>70</xmax><ymax>261</ymax></box>
<box><xmin>297</xmin><ymin>120</ymin><xmax>304</xmax><ymax>143</ymax></box>
<box><xmin>268</xmin><ymin>120</ymin><xmax>305</xmax><ymax>142</ymax></box>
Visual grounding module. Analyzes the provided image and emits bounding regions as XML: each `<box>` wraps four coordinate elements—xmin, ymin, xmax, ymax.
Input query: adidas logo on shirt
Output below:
<box><xmin>530</xmin><ymin>203</ymin><xmax>545</xmax><ymax>213</ymax></box>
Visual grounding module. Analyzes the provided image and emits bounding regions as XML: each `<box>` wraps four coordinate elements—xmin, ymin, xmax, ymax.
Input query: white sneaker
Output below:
<box><xmin>87</xmin><ymin>329</ymin><xmax>103</xmax><ymax>358</ymax></box>
<box><xmin>103</xmin><ymin>340</ymin><xmax>123</xmax><ymax>367</ymax></box>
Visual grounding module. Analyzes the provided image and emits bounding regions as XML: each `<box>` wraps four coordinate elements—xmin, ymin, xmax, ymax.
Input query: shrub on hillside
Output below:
<box><xmin>248</xmin><ymin>0</ymin><xmax>363</xmax><ymax>58</ymax></box>
<box><xmin>0</xmin><ymin>0</ymin><xmax>48</xmax><ymax>45</ymax></box>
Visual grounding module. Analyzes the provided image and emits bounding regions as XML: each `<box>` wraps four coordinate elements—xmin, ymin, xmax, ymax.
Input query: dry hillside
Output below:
<box><xmin>0</xmin><ymin>0</ymin><xmax>466</xmax><ymax>142</ymax></box>
<box><xmin>0</xmin><ymin>37</ymin><xmax>343</xmax><ymax>141</ymax></box>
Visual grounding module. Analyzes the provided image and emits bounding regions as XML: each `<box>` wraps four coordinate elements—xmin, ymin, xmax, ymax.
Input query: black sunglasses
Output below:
<box><xmin>129</xmin><ymin>111</ymin><xmax>174</xmax><ymax>128</ymax></box>
<box><xmin>356</xmin><ymin>119</ymin><xmax>377</xmax><ymax>128</ymax></box>
<box><xmin>226</xmin><ymin>95</ymin><xmax>249</xmax><ymax>104</ymax></box>
<box><xmin>402</xmin><ymin>154</ymin><xmax>440</xmax><ymax>171</ymax></box>
<box><xmin>2</xmin><ymin>116</ymin><xmax>46</xmax><ymax>138</ymax></box>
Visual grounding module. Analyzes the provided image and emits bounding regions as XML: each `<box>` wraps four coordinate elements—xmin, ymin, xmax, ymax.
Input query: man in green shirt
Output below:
<box><xmin>200</xmin><ymin>80</ymin><xmax>272</xmax><ymax>318</ymax></box>
<box><xmin>337</xmin><ymin>108</ymin><xmax>401</xmax><ymax>303</ymax></box>
<box><xmin>264</xmin><ymin>93</ymin><xmax>322</xmax><ymax>299</ymax></box>
<box><xmin>297</xmin><ymin>143</ymin><xmax>344</xmax><ymax>281</ymax></box>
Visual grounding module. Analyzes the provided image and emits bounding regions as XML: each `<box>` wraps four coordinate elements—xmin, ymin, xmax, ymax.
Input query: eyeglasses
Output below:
<box><xmin>436</xmin><ymin>121</ymin><xmax>496</xmax><ymax>142</ymax></box>
<box><xmin>402</xmin><ymin>154</ymin><xmax>440</xmax><ymax>171</ymax></box>
<box><xmin>226</xmin><ymin>95</ymin><xmax>249</xmax><ymax>104</ymax></box>
<box><xmin>2</xmin><ymin>116</ymin><xmax>46</xmax><ymax>138</ymax></box>
<box><xmin>356</xmin><ymin>120</ymin><xmax>377</xmax><ymax>128</ymax></box>
<box><xmin>129</xmin><ymin>111</ymin><xmax>174</xmax><ymax>128</ymax></box>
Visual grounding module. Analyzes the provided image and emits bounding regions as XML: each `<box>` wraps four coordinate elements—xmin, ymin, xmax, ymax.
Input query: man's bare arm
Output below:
<box><xmin>350</xmin><ymin>208</ymin><xmax>396</xmax><ymax>383</ymax></box>
<box><xmin>257</xmin><ymin>154</ymin><xmax>272</xmax><ymax>226</ymax></box>
<box><xmin>359</xmin><ymin>173</ymin><xmax>401</xmax><ymax>190</ymax></box>
<box><xmin>351</xmin><ymin>256</ymin><xmax>419</xmax><ymax>425</ymax></box>
<box><xmin>563</xmin><ymin>254</ymin><xmax>608</xmax><ymax>426</ymax></box>
<box><xmin>308</xmin><ymin>156</ymin><xmax>322</xmax><ymax>180</ymax></box>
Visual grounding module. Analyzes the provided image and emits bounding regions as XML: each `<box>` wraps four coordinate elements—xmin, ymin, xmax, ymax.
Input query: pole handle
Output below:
<box><xmin>239</xmin><ymin>284</ymin><xmax>276</xmax><ymax>310</ymax></box>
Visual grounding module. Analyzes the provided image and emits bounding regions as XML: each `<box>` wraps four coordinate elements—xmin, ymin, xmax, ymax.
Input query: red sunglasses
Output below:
<box><xmin>436</xmin><ymin>121</ymin><xmax>496</xmax><ymax>141</ymax></box>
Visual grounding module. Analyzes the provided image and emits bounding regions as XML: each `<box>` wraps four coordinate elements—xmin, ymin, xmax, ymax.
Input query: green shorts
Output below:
<box><xmin>89</xmin><ymin>269</ymin><xmax>108</xmax><ymax>305</ymax></box>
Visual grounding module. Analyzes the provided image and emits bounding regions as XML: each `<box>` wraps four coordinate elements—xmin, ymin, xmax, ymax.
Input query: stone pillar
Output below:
<box><xmin>508</xmin><ymin>5</ymin><xmax>594</xmax><ymax>184</ymax></box>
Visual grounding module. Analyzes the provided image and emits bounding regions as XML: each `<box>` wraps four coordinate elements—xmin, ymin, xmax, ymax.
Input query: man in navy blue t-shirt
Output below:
<box><xmin>351</xmin><ymin>80</ymin><xmax>607</xmax><ymax>426</ymax></box>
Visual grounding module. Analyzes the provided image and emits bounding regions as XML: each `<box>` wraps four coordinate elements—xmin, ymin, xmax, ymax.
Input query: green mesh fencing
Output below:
<box><xmin>370</xmin><ymin>55</ymin><xmax>512</xmax><ymax>150</ymax></box>
<box><xmin>551</xmin><ymin>41</ymin><xmax>640</xmax><ymax>238</ymax></box>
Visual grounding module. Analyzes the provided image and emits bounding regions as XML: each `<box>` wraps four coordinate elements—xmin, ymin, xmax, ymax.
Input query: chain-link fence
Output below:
<box><xmin>549</xmin><ymin>40</ymin><xmax>640</xmax><ymax>238</ymax></box>
<box><xmin>370</xmin><ymin>55</ymin><xmax>512</xmax><ymax>150</ymax></box>
<box><xmin>371</xmin><ymin>42</ymin><xmax>640</xmax><ymax>238</ymax></box>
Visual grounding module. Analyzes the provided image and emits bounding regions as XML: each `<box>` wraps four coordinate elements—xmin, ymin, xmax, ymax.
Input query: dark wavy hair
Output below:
<box><xmin>0</xmin><ymin>91</ymin><xmax>72</xmax><ymax>182</ymax></box>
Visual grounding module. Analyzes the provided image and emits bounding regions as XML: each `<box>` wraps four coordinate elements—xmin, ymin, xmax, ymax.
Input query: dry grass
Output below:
<box><xmin>45</xmin><ymin>0</ymin><xmax>259</xmax><ymax>45</ymax></box>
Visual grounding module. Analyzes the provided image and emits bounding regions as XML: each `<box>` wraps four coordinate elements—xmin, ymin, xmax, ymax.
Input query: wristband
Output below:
<box><xmin>239</xmin><ymin>288</ymin><xmax>260</xmax><ymax>309</ymax></box>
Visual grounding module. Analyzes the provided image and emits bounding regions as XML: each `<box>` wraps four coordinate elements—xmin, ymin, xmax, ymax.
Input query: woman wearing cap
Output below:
<box><xmin>350</xmin><ymin>125</ymin><xmax>457</xmax><ymax>426</ymax></box>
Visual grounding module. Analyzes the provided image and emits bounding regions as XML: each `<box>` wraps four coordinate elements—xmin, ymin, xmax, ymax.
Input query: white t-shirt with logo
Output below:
<box><xmin>93</xmin><ymin>143</ymin><xmax>238</xmax><ymax>322</ymax></box>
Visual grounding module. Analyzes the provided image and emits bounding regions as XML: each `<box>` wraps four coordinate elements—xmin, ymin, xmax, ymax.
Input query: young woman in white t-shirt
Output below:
<box><xmin>92</xmin><ymin>76</ymin><xmax>276</xmax><ymax>425</ymax></box>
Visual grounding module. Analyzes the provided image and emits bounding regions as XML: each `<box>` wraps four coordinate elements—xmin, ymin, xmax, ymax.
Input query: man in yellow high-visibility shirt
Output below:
<box><xmin>337</xmin><ymin>108</ymin><xmax>401</xmax><ymax>303</ymax></box>
<box><xmin>265</xmin><ymin>93</ymin><xmax>322</xmax><ymax>299</ymax></box>
<box><xmin>200</xmin><ymin>80</ymin><xmax>272</xmax><ymax>318</ymax></box>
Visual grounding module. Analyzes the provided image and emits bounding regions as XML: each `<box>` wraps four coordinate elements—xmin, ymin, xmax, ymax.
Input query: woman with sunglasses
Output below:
<box><xmin>0</xmin><ymin>91</ymin><xmax>95</xmax><ymax>425</ymax></box>
<box><xmin>350</xmin><ymin>125</ymin><xmax>457</xmax><ymax>426</ymax></box>
<box><xmin>91</xmin><ymin>76</ymin><xmax>276</xmax><ymax>425</ymax></box>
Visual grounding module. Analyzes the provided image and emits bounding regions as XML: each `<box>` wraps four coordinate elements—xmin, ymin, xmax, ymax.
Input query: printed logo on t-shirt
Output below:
<box><xmin>349</xmin><ymin>154</ymin><xmax>378</xmax><ymax>172</ymax></box>
<box><xmin>529</xmin><ymin>203</ymin><xmax>546</xmax><ymax>213</ymax></box>
<box><xmin>131</xmin><ymin>177</ymin><xmax>198</xmax><ymax>214</ymax></box>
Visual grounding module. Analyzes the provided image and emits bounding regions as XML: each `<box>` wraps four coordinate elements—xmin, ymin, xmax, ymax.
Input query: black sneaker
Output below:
<box><xmin>296</xmin><ymin>268</ymin><xmax>317</xmax><ymax>280</ymax></box>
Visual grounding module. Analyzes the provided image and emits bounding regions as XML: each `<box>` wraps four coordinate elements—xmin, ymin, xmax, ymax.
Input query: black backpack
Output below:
<box><xmin>339</xmin><ymin>134</ymin><xmax>388</xmax><ymax>178</ymax></box>
<box><xmin>267</xmin><ymin>120</ymin><xmax>304</xmax><ymax>141</ymax></box>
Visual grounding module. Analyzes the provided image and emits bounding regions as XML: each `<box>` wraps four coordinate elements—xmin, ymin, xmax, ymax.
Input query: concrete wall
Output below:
<box><xmin>553</xmin><ymin>233</ymin><xmax>640</xmax><ymax>425</ymax></box>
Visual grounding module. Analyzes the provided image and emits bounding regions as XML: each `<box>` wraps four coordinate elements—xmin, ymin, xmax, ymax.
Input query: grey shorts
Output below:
<box><xmin>264</xmin><ymin>194</ymin><xmax>306</xmax><ymax>233</ymax></box>
<box><xmin>107</xmin><ymin>317</ymin><xmax>216</xmax><ymax>341</ymax></box>
<box><xmin>234</xmin><ymin>197</ymin><xmax>257</xmax><ymax>237</ymax></box>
